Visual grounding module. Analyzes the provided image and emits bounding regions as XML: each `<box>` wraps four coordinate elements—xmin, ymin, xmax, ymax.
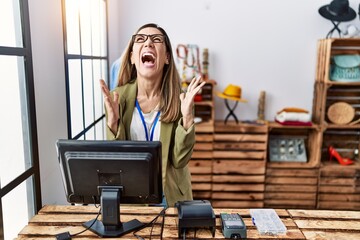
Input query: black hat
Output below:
<box><xmin>319</xmin><ymin>0</ymin><xmax>356</xmax><ymax>22</ymax></box>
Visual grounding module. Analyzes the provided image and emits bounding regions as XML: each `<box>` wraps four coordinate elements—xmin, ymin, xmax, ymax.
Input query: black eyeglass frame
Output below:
<box><xmin>132</xmin><ymin>34</ymin><xmax>166</xmax><ymax>43</ymax></box>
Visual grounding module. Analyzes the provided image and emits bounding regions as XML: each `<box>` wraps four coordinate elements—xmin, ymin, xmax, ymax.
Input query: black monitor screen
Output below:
<box><xmin>56</xmin><ymin>139</ymin><xmax>163</xmax><ymax>237</ymax></box>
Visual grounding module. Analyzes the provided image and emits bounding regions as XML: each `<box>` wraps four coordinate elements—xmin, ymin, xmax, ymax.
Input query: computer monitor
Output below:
<box><xmin>56</xmin><ymin>139</ymin><xmax>162</xmax><ymax>237</ymax></box>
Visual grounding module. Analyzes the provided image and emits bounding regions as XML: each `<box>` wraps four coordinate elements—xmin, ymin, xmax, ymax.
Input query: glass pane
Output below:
<box><xmin>79</xmin><ymin>0</ymin><xmax>92</xmax><ymax>55</ymax></box>
<box><xmin>0</xmin><ymin>55</ymin><xmax>31</xmax><ymax>186</ymax></box>
<box><xmin>93</xmin><ymin>60</ymin><xmax>103</xmax><ymax>120</ymax></box>
<box><xmin>0</xmin><ymin>0</ymin><xmax>23</xmax><ymax>47</ymax></box>
<box><xmin>2</xmin><ymin>177</ymin><xmax>35</xmax><ymax>240</ymax></box>
<box><xmin>68</xmin><ymin>59</ymin><xmax>83</xmax><ymax>138</ymax></box>
<box><xmin>83</xmin><ymin>59</ymin><xmax>94</xmax><ymax>129</ymax></box>
<box><xmin>64</xmin><ymin>0</ymin><xmax>108</xmax><ymax>140</ymax></box>
<box><xmin>65</xmin><ymin>0</ymin><xmax>80</xmax><ymax>54</ymax></box>
<box><xmin>85</xmin><ymin>127</ymin><xmax>95</xmax><ymax>140</ymax></box>
<box><xmin>90</xmin><ymin>0</ymin><xmax>101</xmax><ymax>56</ymax></box>
<box><xmin>94</xmin><ymin>120</ymin><xmax>103</xmax><ymax>140</ymax></box>
<box><xmin>101</xmin><ymin>59</ymin><xmax>108</xmax><ymax>85</ymax></box>
<box><xmin>99</xmin><ymin>0</ymin><xmax>107</xmax><ymax>57</ymax></box>
<box><xmin>98</xmin><ymin>118</ymin><xmax>106</xmax><ymax>140</ymax></box>
<box><xmin>87</xmin><ymin>0</ymin><xmax>107</xmax><ymax>57</ymax></box>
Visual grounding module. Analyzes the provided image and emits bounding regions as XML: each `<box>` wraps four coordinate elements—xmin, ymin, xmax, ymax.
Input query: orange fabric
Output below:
<box><xmin>277</xmin><ymin>107</ymin><xmax>309</xmax><ymax>114</ymax></box>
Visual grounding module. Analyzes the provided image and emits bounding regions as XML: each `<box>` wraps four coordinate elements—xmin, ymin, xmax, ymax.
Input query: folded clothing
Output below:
<box><xmin>277</xmin><ymin>107</ymin><xmax>309</xmax><ymax>114</ymax></box>
<box><xmin>275</xmin><ymin>111</ymin><xmax>311</xmax><ymax>123</ymax></box>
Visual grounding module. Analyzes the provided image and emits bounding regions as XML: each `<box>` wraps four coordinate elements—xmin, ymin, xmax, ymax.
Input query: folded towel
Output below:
<box><xmin>275</xmin><ymin>111</ymin><xmax>311</xmax><ymax>123</ymax></box>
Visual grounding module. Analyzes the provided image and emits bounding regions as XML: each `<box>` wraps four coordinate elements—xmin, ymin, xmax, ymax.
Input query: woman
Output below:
<box><xmin>100</xmin><ymin>23</ymin><xmax>205</xmax><ymax>207</ymax></box>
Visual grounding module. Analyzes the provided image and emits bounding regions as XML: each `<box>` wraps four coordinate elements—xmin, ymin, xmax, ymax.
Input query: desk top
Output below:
<box><xmin>17</xmin><ymin>205</ymin><xmax>360</xmax><ymax>239</ymax></box>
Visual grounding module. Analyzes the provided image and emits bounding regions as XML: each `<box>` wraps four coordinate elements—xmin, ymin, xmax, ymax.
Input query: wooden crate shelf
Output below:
<box><xmin>265</xmin><ymin>168</ymin><xmax>319</xmax><ymax>209</ymax></box>
<box><xmin>211</xmin><ymin>121</ymin><xmax>267</xmax><ymax>208</ymax></box>
<box><xmin>267</xmin><ymin>122</ymin><xmax>322</xmax><ymax>169</ymax></box>
<box><xmin>313</xmin><ymin>38</ymin><xmax>360</xmax><ymax>210</ymax></box>
<box><xmin>187</xmin><ymin>39</ymin><xmax>360</xmax><ymax>210</ymax></box>
<box><xmin>193</xmin><ymin>80</ymin><xmax>216</xmax><ymax>133</ymax></box>
<box><xmin>190</xmin><ymin>133</ymin><xmax>213</xmax><ymax>200</ymax></box>
<box><xmin>321</xmin><ymin>128</ymin><xmax>360</xmax><ymax>162</ymax></box>
<box><xmin>315</xmin><ymin>39</ymin><xmax>360</xmax><ymax>173</ymax></box>
<box><xmin>318</xmin><ymin>163</ymin><xmax>360</xmax><ymax>210</ymax></box>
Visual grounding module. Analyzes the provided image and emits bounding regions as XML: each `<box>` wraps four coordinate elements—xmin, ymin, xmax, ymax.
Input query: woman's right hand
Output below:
<box><xmin>100</xmin><ymin>79</ymin><xmax>119</xmax><ymax>134</ymax></box>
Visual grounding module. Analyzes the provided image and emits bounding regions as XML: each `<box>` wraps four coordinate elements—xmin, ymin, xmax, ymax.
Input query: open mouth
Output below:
<box><xmin>142</xmin><ymin>52</ymin><xmax>155</xmax><ymax>64</ymax></box>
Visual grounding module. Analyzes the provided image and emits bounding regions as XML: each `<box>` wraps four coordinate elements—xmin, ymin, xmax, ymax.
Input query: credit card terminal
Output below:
<box><xmin>220</xmin><ymin>213</ymin><xmax>247</xmax><ymax>239</ymax></box>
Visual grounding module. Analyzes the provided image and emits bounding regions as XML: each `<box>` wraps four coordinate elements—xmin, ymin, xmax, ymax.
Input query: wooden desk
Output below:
<box><xmin>17</xmin><ymin>205</ymin><xmax>360</xmax><ymax>239</ymax></box>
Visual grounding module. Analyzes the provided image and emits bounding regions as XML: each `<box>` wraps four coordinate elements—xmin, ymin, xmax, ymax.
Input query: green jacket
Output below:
<box><xmin>106</xmin><ymin>80</ymin><xmax>194</xmax><ymax>207</ymax></box>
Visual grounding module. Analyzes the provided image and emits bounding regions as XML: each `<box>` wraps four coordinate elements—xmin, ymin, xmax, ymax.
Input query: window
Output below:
<box><xmin>62</xmin><ymin>0</ymin><xmax>109</xmax><ymax>140</ymax></box>
<box><xmin>0</xmin><ymin>0</ymin><xmax>41</xmax><ymax>239</ymax></box>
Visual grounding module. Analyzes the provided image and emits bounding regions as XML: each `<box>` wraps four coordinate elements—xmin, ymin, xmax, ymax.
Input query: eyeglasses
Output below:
<box><xmin>132</xmin><ymin>34</ymin><xmax>165</xmax><ymax>43</ymax></box>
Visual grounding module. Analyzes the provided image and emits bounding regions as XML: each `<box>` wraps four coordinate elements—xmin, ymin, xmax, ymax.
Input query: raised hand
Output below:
<box><xmin>100</xmin><ymin>79</ymin><xmax>119</xmax><ymax>134</ymax></box>
<box><xmin>179</xmin><ymin>76</ymin><xmax>206</xmax><ymax>130</ymax></box>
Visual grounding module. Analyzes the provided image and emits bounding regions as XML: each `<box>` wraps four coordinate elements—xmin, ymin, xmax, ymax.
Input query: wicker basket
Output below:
<box><xmin>327</xmin><ymin>102</ymin><xmax>355</xmax><ymax>124</ymax></box>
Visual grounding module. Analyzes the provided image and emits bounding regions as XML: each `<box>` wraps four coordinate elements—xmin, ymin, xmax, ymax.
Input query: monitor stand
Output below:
<box><xmin>83</xmin><ymin>186</ymin><xmax>144</xmax><ymax>237</ymax></box>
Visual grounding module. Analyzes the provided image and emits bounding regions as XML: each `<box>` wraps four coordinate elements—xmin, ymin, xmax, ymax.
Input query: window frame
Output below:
<box><xmin>0</xmin><ymin>0</ymin><xmax>42</xmax><ymax>238</ymax></box>
<box><xmin>61</xmin><ymin>0</ymin><xmax>110</xmax><ymax>140</ymax></box>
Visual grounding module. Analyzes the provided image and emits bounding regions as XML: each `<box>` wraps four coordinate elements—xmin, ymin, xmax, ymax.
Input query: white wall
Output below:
<box><xmin>28</xmin><ymin>0</ymin><xmax>360</xmax><ymax>205</ymax></box>
<box><xmin>110</xmin><ymin>0</ymin><xmax>360</xmax><ymax>120</ymax></box>
<box><xmin>29</xmin><ymin>0</ymin><xmax>68</xmax><ymax>204</ymax></box>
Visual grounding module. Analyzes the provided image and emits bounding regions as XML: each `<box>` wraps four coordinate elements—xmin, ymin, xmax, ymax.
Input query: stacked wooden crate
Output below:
<box><xmin>318</xmin><ymin>127</ymin><xmax>360</xmax><ymax>210</ymax></box>
<box><xmin>264</xmin><ymin>124</ymin><xmax>321</xmax><ymax>209</ymax></box>
<box><xmin>313</xmin><ymin>38</ymin><xmax>360</xmax><ymax>210</ymax></box>
<box><xmin>261</xmin><ymin>39</ymin><xmax>327</xmax><ymax>209</ymax></box>
<box><xmin>187</xmin><ymin>39</ymin><xmax>360</xmax><ymax>210</ymax></box>
<box><xmin>211</xmin><ymin>121</ymin><xmax>268</xmax><ymax>208</ymax></box>
<box><xmin>189</xmin><ymin>133</ymin><xmax>213</xmax><ymax>200</ymax></box>
<box><xmin>265</xmin><ymin>168</ymin><xmax>319</xmax><ymax>209</ymax></box>
<box><xmin>189</xmin><ymin>81</ymin><xmax>215</xmax><ymax>200</ymax></box>
<box><xmin>318</xmin><ymin>164</ymin><xmax>360</xmax><ymax>210</ymax></box>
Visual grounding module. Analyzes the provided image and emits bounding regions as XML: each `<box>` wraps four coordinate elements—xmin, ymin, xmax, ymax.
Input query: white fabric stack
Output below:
<box><xmin>275</xmin><ymin>108</ymin><xmax>312</xmax><ymax>126</ymax></box>
<box><xmin>275</xmin><ymin>111</ymin><xmax>311</xmax><ymax>123</ymax></box>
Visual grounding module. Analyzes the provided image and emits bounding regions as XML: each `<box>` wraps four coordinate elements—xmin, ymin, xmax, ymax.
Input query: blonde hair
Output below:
<box><xmin>116</xmin><ymin>23</ymin><xmax>181</xmax><ymax>123</ymax></box>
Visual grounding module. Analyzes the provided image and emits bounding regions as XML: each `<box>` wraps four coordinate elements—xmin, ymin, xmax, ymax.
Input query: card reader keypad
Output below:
<box><xmin>220</xmin><ymin>213</ymin><xmax>246</xmax><ymax>238</ymax></box>
<box><xmin>222</xmin><ymin>213</ymin><xmax>244</xmax><ymax>228</ymax></box>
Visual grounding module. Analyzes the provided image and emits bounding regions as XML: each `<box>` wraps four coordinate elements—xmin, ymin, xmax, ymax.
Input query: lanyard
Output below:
<box><xmin>135</xmin><ymin>99</ymin><xmax>160</xmax><ymax>141</ymax></box>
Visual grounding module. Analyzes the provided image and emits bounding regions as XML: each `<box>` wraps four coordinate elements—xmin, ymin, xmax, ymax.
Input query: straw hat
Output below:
<box><xmin>216</xmin><ymin>84</ymin><xmax>247</xmax><ymax>102</ymax></box>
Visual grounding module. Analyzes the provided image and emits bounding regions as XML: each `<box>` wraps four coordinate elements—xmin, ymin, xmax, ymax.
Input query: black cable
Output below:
<box><xmin>153</xmin><ymin>208</ymin><xmax>166</xmax><ymax>240</ymax></box>
<box><xmin>55</xmin><ymin>205</ymin><xmax>101</xmax><ymax>240</ymax></box>
<box><xmin>133</xmin><ymin>207</ymin><xmax>167</xmax><ymax>239</ymax></box>
<box><xmin>70</xmin><ymin>206</ymin><xmax>101</xmax><ymax>237</ymax></box>
<box><xmin>92</xmin><ymin>195</ymin><xmax>100</xmax><ymax>208</ymax></box>
<box><xmin>61</xmin><ymin>202</ymin><xmax>167</xmax><ymax>239</ymax></box>
<box><xmin>149</xmin><ymin>217</ymin><xmax>155</xmax><ymax>240</ymax></box>
<box><xmin>159</xmin><ymin>209</ymin><xmax>165</xmax><ymax>240</ymax></box>
<box><xmin>70</xmin><ymin>197</ymin><xmax>101</xmax><ymax>237</ymax></box>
